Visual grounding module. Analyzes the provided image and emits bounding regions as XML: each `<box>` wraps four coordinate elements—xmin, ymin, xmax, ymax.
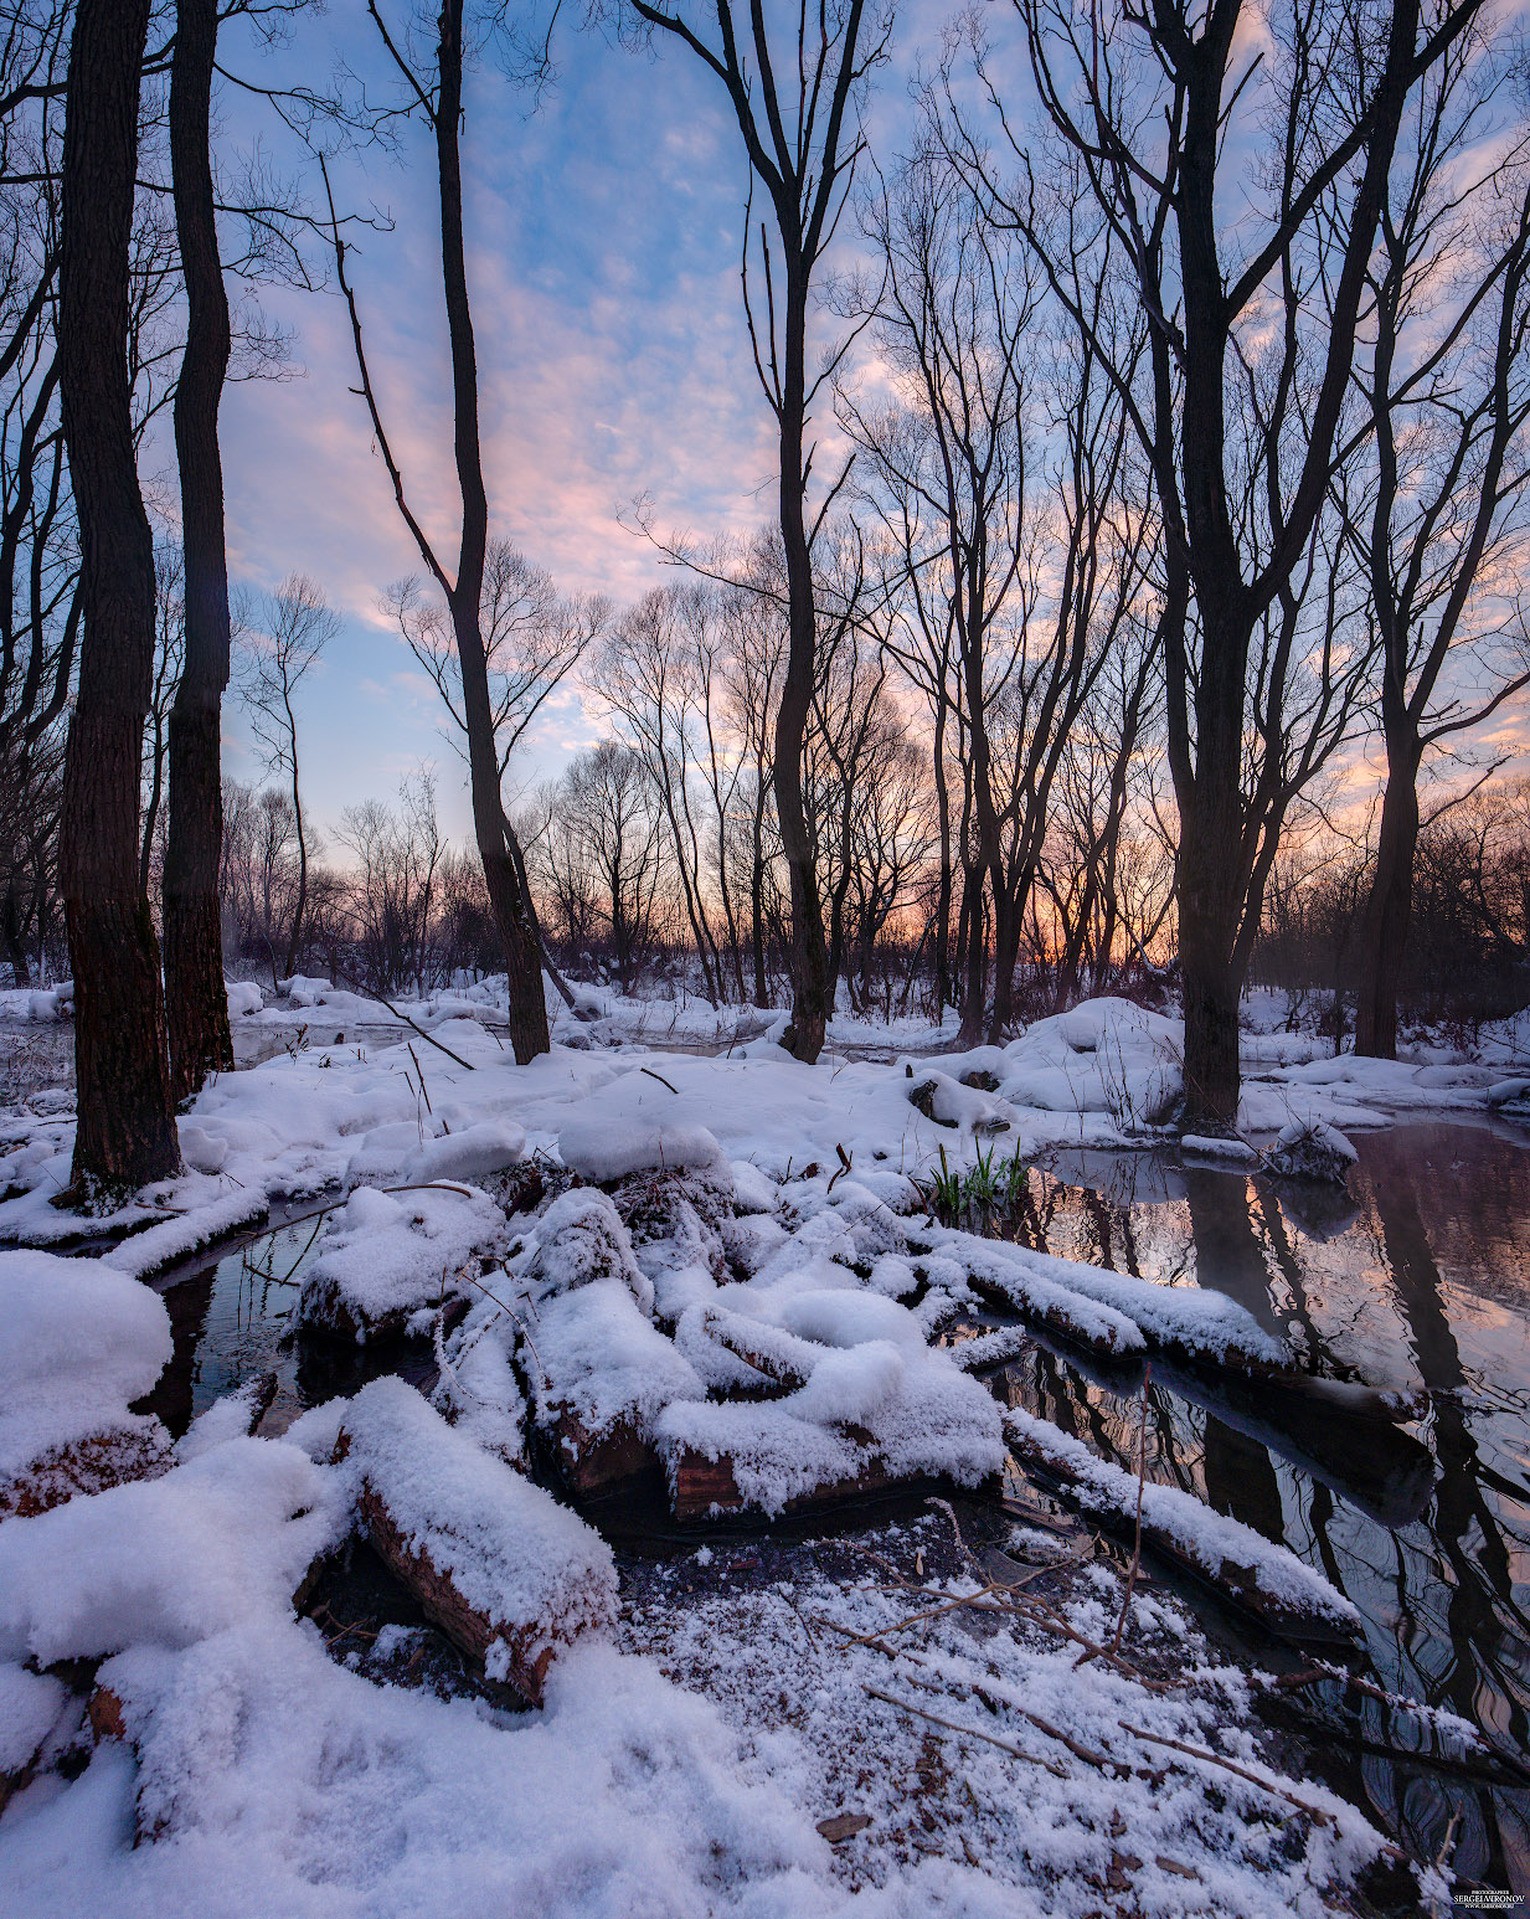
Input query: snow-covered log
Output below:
<box><xmin>336</xmin><ymin>1377</ymin><xmax>618</xmax><ymax>1702</ymax></box>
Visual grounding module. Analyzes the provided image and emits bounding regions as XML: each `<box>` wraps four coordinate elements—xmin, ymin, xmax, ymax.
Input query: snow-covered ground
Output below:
<box><xmin>0</xmin><ymin>988</ymin><xmax>1516</xmax><ymax>1914</ymax></box>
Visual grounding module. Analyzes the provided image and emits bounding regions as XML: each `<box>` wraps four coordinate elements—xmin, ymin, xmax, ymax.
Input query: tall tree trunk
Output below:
<box><xmin>1175</xmin><ymin>743</ymin><xmax>1245</xmax><ymax>1127</ymax></box>
<box><xmin>279</xmin><ymin>696</ymin><xmax>310</xmax><ymax>982</ymax></box>
<box><xmin>774</xmin><ymin>275</ymin><xmax>831</xmax><ymax>1061</ymax></box>
<box><xmin>931</xmin><ymin>693</ymin><xmax>952</xmax><ymax>1016</ymax></box>
<box><xmin>164</xmin><ymin>0</ymin><xmax>234</xmax><ymax>1102</ymax></box>
<box><xmin>1354</xmin><ymin>730</ymin><xmax>1422</xmax><ymax>1059</ymax></box>
<box><xmin>57</xmin><ymin>0</ymin><xmax>181</xmax><ymax>1198</ymax></box>
<box><xmin>436</xmin><ymin>0</ymin><xmax>547</xmax><ymax>1063</ymax></box>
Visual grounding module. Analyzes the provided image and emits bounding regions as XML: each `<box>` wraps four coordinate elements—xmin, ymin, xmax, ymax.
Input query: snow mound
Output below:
<box><xmin>1266</xmin><ymin>1119</ymin><xmax>1357</xmax><ymax>1183</ymax></box>
<box><xmin>0</xmin><ymin>1436</ymin><xmax>343</xmax><ymax>1664</ymax></box>
<box><xmin>401</xmin><ymin>1118</ymin><xmax>527</xmax><ymax>1186</ymax></box>
<box><xmin>999</xmin><ymin>997</ymin><xmax>1182</xmax><ymax>1131</ymax></box>
<box><xmin>0</xmin><ymin>1251</ymin><xmax>173</xmax><ymax>1501</ymax></box>
<box><xmin>559</xmin><ymin>1113</ymin><xmax>729</xmax><ymax>1185</ymax></box>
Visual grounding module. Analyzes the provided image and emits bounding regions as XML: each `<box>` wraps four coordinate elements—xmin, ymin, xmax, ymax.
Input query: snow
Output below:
<box><xmin>1182</xmin><ymin>1132</ymin><xmax>1259</xmax><ymax>1163</ymax></box>
<box><xmin>296</xmin><ymin>1182</ymin><xmax>504</xmax><ymax>1340</ymax></box>
<box><xmin>0</xmin><ymin>1251</ymin><xmax>172</xmax><ymax>1486</ymax></box>
<box><xmin>519</xmin><ymin>1188</ymin><xmax>654</xmax><ymax>1312</ymax></box>
<box><xmin>226</xmin><ymin>981</ymin><xmax>263</xmax><ymax>1019</ymax></box>
<box><xmin>1004</xmin><ymin>1408</ymin><xmax>1361</xmax><ymax>1630</ymax></box>
<box><xmin>0</xmin><ymin>1437</ymin><xmax>344</xmax><ymax>1664</ymax></box>
<box><xmin>102</xmin><ymin>1189</ymin><xmax>270</xmax><ymax>1281</ymax></box>
<box><xmin>657</xmin><ymin>1288</ymin><xmax>1003</xmax><ymax>1517</ymax></box>
<box><xmin>927</xmin><ymin>1224</ymin><xmax>1293</xmax><ymax>1370</ymax></box>
<box><xmin>0</xmin><ymin>989</ymin><xmax>1472</xmax><ymax>1915</ymax></box>
<box><xmin>0</xmin><ymin>1664</ymin><xmax>66</xmax><ymax>1778</ymax></box>
<box><xmin>400</xmin><ymin>1117</ymin><xmax>527</xmax><ymax>1185</ymax></box>
<box><xmin>527</xmin><ymin>1278</ymin><xmax>704</xmax><ymax>1442</ymax></box>
<box><xmin>559</xmin><ymin>1110</ymin><xmax>730</xmax><ymax>1185</ymax></box>
<box><xmin>337</xmin><ymin>1376</ymin><xmax>619</xmax><ymax>1653</ymax></box>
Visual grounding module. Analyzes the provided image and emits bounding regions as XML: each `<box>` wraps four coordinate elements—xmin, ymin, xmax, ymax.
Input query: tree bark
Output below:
<box><xmin>57</xmin><ymin>0</ymin><xmax>181</xmax><ymax>1199</ymax></box>
<box><xmin>435</xmin><ymin>1</ymin><xmax>547</xmax><ymax>1063</ymax></box>
<box><xmin>774</xmin><ymin>275</ymin><xmax>831</xmax><ymax>1060</ymax></box>
<box><xmin>164</xmin><ymin>0</ymin><xmax>234</xmax><ymax>1103</ymax></box>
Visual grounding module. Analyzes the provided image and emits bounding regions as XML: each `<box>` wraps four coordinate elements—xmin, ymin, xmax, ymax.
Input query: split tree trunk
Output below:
<box><xmin>164</xmin><ymin>0</ymin><xmax>234</xmax><ymax>1103</ymax></box>
<box><xmin>56</xmin><ymin>0</ymin><xmax>181</xmax><ymax>1198</ymax></box>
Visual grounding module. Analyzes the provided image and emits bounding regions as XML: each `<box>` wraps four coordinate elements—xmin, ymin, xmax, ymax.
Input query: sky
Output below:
<box><xmin>181</xmin><ymin>2</ymin><xmax>1530</xmax><ymax>858</ymax></box>
<box><xmin>192</xmin><ymin>0</ymin><xmax>964</xmax><ymax>848</ymax></box>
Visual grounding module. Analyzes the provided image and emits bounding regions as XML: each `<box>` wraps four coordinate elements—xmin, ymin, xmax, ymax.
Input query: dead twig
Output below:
<box><xmin>862</xmin><ymin>1685</ymin><xmax>1066</xmax><ymax>1776</ymax></box>
<box><xmin>1120</xmin><ymin>1724</ymin><xmax>1409</xmax><ymax>1862</ymax></box>
<box><xmin>640</xmin><ymin>1066</ymin><xmax>679</xmax><ymax>1094</ymax></box>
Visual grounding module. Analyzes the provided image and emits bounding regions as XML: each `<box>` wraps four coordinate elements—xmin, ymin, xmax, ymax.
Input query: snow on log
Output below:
<box><xmin>657</xmin><ymin>1292</ymin><xmax>1004</xmax><ymax>1519</ymax></box>
<box><xmin>528</xmin><ymin>1278</ymin><xmax>703</xmax><ymax>1495</ymax></box>
<box><xmin>336</xmin><ymin>1377</ymin><xmax>618</xmax><ymax>1702</ymax></box>
<box><xmin>1004</xmin><ymin>1408</ymin><xmax>1361</xmax><ymax>1642</ymax></box>
<box><xmin>920</xmin><ymin>1226</ymin><xmax>1147</xmax><ymax>1359</ymax></box>
<box><xmin>0</xmin><ymin>1662</ymin><xmax>67</xmax><ymax>1811</ymax></box>
<box><xmin>297</xmin><ymin>1182</ymin><xmax>504</xmax><ymax>1342</ymax></box>
<box><xmin>0</xmin><ymin>1249</ymin><xmax>174</xmax><ymax>1520</ymax></box>
<box><xmin>101</xmin><ymin>1188</ymin><xmax>271</xmax><ymax>1281</ymax></box>
<box><xmin>927</xmin><ymin>1225</ymin><xmax>1297</xmax><ymax>1375</ymax></box>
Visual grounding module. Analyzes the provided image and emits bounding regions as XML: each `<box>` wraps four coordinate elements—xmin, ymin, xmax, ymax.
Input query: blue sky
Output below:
<box><xmin>185</xmin><ymin>1</ymin><xmax>964</xmax><ymax>847</ymax></box>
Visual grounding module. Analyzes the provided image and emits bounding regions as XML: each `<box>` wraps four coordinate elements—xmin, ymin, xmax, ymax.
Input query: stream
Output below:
<box><xmin>138</xmin><ymin>1111</ymin><xmax>1530</xmax><ymax>1900</ymax></box>
<box><xmin>988</xmin><ymin>1117</ymin><xmax>1530</xmax><ymax>1900</ymax></box>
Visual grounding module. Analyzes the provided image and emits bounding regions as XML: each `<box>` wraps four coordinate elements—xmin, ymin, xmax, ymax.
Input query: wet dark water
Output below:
<box><xmin>144</xmin><ymin>1212</ymin><xmax>435</xmax><ymax>1439</ymax></box>
<box><xmin>993</xmin><ymin>1119</ymin><xmax>1530</xmax><ymax>1900</ymax></box>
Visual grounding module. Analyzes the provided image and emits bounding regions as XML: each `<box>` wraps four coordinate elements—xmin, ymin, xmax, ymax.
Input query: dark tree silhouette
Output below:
<box><xmin>56</xmin><ymin>0</ymin><xmax>180</xmax><ymax>1197</ymax></box>
<box><xmin>328</xmin><ymin>0</ymin><xmax>550</xmax><ymax>1062</ymax></box>
<box><xmin>163</xmin><ymin>0</ymin><xmax>235</xmax><ymax>1102</ymax></box>
<box><xmin>625</xmin><ymin>0</ymin><xmax>891</xmax><ymax>1062</ymax></box>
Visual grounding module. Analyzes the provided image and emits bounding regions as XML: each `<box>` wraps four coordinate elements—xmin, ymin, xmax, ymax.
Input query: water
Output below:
<box><xmin>988</xmin><ymin>1119</ymin><xmax>1530</xmax><ymax>1896</ymax></box>
<box><xmin>144</xmin><ymin>1210</ymin><xmax>437</xmax><ymax>1439</ymax></box>
<box><xmin>143</xmin><ymin>1114</ymin><xmax>1530</xmax><ymax>1893</ymax></box>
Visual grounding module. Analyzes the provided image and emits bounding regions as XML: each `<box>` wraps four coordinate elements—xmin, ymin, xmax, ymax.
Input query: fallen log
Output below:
<box><xmin>666</xmin><ymin>1441</ymin><xmax>906</xmax><ymax>1522</ymax></box>
<box><xmin>1004</xmin><ymin>1407</ymin><xmax>1362</xmax><ymax>1646</ymax></box>
<box><xmin>542</xmin><ymin>1404</ymin><xmax>658</xmax><ymax>1497</ymax></box>
<box><xmin>0</xmin><ymin>1419</ymin><xmax>173</xmax><ymax>1522</ymax></box>
<box><xmin>337</xmin><ymin>1376</ymin><xmax>618</xmax><ymax>1704</ymax></box>
<box><xmin>694</xmin><ymin>1304</ymin><xmax>818</xmax><ymax>1391</ymax></box>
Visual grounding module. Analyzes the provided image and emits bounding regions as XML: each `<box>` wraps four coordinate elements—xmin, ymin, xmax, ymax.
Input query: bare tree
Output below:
<box><xmin>528</xmin><ymin>741</ymin><xmax>666</xmax><ymax>992</ymax></box>
<box><xmin>162</xmin><ymin>0</ymin><xmax>236</xmax><ymax>1101</ymax></box>
<box><xmin>55</xmin><ymin>0</ymin><xmax>181</xmax><ymax>1197</ymax></box>
<box><xmin>337</xmin><ymin>770</ymin><xmax>446</xmax><ymax>996</ymax></box>
<box><xmin>1344</xmin><ymin>18</ymin><xmax>1530</xmax><ymax>1055</ymax></box>
<box><xmin>992</xmin><ymin>0</ymin><xmax>1482</xmax><ymax>1123</ymax></box>
<box><xmin>237</xmin><ymin>572</ymin><xmax>335</xmax><ymax>983</ymax></box>
<box><xmin>325</xmin><ymin>0</ymin><xmax>551</xmax><ymax>1062</ymax></box>
<box><xmin>624</xmin><ymin>0</ymin><xmax>891</xmax><ymax>1061</ymax></box>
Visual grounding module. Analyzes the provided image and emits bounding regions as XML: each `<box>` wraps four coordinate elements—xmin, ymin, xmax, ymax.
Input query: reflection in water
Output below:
<box><xmin>997</xmin><ymin>1120</ymin><xmax>1530</xmax><ymax>1894</ymax></box>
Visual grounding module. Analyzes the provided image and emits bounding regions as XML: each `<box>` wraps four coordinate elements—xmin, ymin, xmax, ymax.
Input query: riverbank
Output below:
<box><xmin>0</xmin><ymin>996</ymin><xmax>1525</xmax><ymax>1914</ymax></box>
